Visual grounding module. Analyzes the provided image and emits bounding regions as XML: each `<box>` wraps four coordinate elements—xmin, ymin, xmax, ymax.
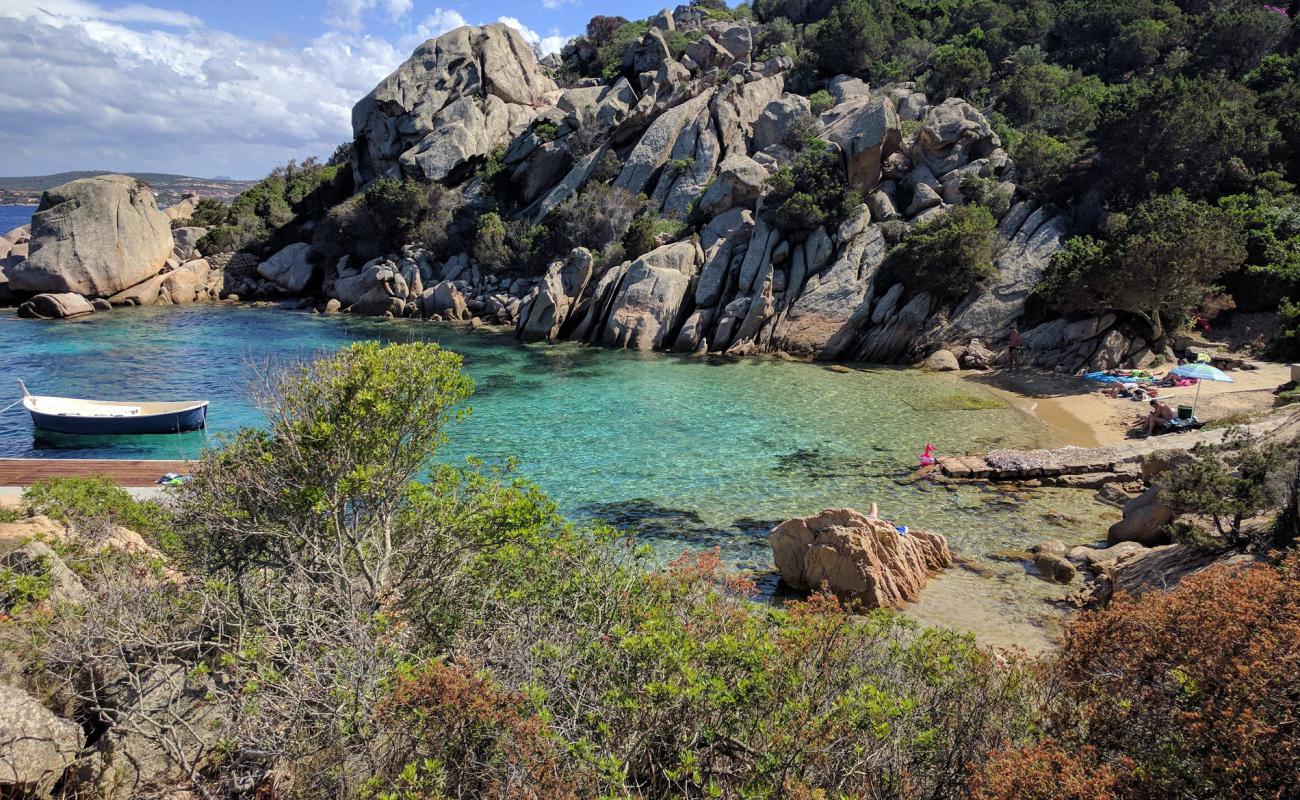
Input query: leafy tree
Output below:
<box><xmin>889</xmin><ymin>205</ymin><xmax>999</xmax><ymax>298</ymax></box>
<box><xmin>1158</xmin><ymin>428</ymin><xmax>1300</xmax><ymax>548</ymax></box>
<box><xmin>1092</xmin><ymin>75</ymin><xmax>1278</xmax><ymax>206</ymax></box>
<box><xmin>811</xmin><ymin>0</ymin><xmax>894</xmax><ymax>77</ymax></box>
<box><xmin>764</xmin><ymin>137</ymin><xmax>856</xmax><ymax>232</ymax></box>
<box><xmin>1012</xmin><ymin>131</ymin><xmax>1079</xmax><ymax>201</ymax></box>
<box><xmin>1039</xmin><ymin>192</ymin><xmax>1247</xmax><ymax>340</ymax></box>
<box><xmin>622</xmin><ymin>213</ymin><xmax>658</xmax><ymax>260</ymax></box>
<box><xmin>472</xmin><ymin>211</ymin><xmax>511</xmax><ymax>270</ymax></box>
<box><xmin>924</xmin><ymin>42</ymin><xmax>993</xmax><ymax>100</ymax></box>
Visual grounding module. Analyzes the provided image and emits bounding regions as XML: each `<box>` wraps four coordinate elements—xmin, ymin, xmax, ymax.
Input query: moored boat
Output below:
<box><xmin>18</xmin><ymin>380</ymin><xmax>208</xmax><ymax>435</ymax></box>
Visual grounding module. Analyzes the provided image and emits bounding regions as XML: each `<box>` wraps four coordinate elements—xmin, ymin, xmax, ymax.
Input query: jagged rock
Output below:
<box><xmin>769</xmin><ymin>508</ymin><xmax>953</xmax><ymax>609</ymax></box>
<box><xmin>17</xmin><ymin>292</ymin><xmax>95</xmax><ymax>319</ymax></box>
<box><xmin>906</xmin><ymin>183</ymin><xmax>942</xmax><ymax>216</ymax></box>
<box><xmin>706</xmin><ymin>20</ymin><xmax>754</xmax><ymax>61</ymax></box>
<box><xmin>0</xmin><ymin>686</ymin><xmax>85</xmax><ymax>796</ymax></box>
<box><xmin>923</xmin><ymin>349</ymin><xmax>959</xmax><ymax>371</ymax></box>
<box><xmin>1089</xmin><ymin>329</ymin><xmax>1132</xmax><ymax>372</ymax></box>
<box><xmin>697</xmin><ymin>153</ymin><xmax>767</xmax><ymax>217</ymax></box>
<box><xmin>770</xmin><ymin>212</ymin><xmax>884</xmax><ymax>357</ymax></box>
<box><xmin>685</xmin><ymin>35</ymin><xmax>733</xmax><ymax>71</ymax></box>
<box><xmin>961</xmin><ymin>338</ymin><xmax>995</xmax><ymax>369</ymax></box>
<box><xmin>614</xmin><ymin>89</ymin><xmax>716</xmax><ymax>195</ymax></box>
<box><xmin>828</xmin><ymin>74</ymin><xmax>870</xmax><ymax>104</ymax></box>
<box><xmin>651</xmin><ymin>7</ymin><xmax>675</xmax><ymax>30</ymax></box>
<box><xmin>256</xmin><ymin>242</ymin><xmax>316</xmax><ymax>294</ymax></box>
<box><xmin>1108</xmin><ymin>487</ymin><xmax>1174</xmax><ymax>546</ymax></box>
<box><xmin>517</xmin><ymin>248</ymin><xmax>594</xmax><ymax>341</ymax></box>
<box><xmin>602</xmin><ymin>240</ymin><xmax>702</xmax><ymax>350</ymax></box>
<box><xmin>650</xmin><ymin>106</ymin><xmax>721</xmax><ymax>218</ymax></box>
<box><xmin>421</xmin><ymin>279</ymin><xmax>469</xmax><ymax>320</ymax></box>
<box><xmin>163</xmin><ymin>194</ymin><xmax>199</xmax><ymax>221</ymax></box>
<box><xmin>1033</xmin><ymin>551</ymin><xmax>1077</xmax><ymax>584</ymax></box>
<box><xmin>911</xmin><ymin>98</ymin><xmax>1000</xmax><ymax>177</ymax></box>
<box><xmin>3</xmin><ymin>223</ymin><xmax>30</xmax><ymax>244</ymax></box>
<box><xmin>751</xmin><ymin>94</ymin><xmax>811</xmax><ymax>151</ymax></box>
<box><xmin>624</xmin><ymin>28</ymin><xmax>671</xmax><ymax>74</ymax></box>
<box><xmin>160</xmin><ymin>260</ymin><xmax>211</xmax><ymax>304</ymax></box>
<box><xmin>943</xmin><ymin>209</ymin><xmax>1067</xmax><ymax>342</ymax></box>
<box><xmin>824</xmin><ymin>96</ymin><xmax>901</xmax><ymax>194</ymax></box>
<box><xmin>66</xmin><ymin>662</ymin><xmax>225</xmax><ymax>800</ymax></box>
<box><xmin>352</xmin><ymin>24</ymin><xmax>557</xmax><ymax>184</ymax></box>
<box><xmin>896</xmin><ymin>91</ymin><xmax>929</xmax><ymax>122</ymax></box>
<box><xmin>10</xmin><ymin>175</ymin><xmax>174</xmax><ymax>296</ymax></box>
<box><xmin>171</xmin><ymin>226</ymin><xmax>207</xmax><ymax>261</ymax></box>
<box><xmin>1083</xmin><ymin>543</ymin><xmax>1261</xmax><ymax>607</ymax></box>
<box><xmin>1068</xmin><ymin>541</ymin><xmax>1148</xmax><ymax>573</ymax></box>
<box><xmin>711</xmin><ymin>74</ymin><xmax>784</xmax><ymax>155</ymax></box>
<box><xmin>694</xmin><ymin>208</ymin><xmax>754</xmax><ymax>307</ymax></box>
<box><xmin>865</xmin><ymin>188</ymin><xmax>898</xmax><ymax>221</ymax></box>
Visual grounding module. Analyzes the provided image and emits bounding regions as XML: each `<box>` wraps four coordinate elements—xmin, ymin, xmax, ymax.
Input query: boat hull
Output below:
<box><xmin>28</xmin><ymin>404</ymin><xmax>208</xmax><ymax>435</ymax></box>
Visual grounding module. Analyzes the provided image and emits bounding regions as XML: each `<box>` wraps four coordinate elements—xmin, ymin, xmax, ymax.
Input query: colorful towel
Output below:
<box><xmin>1084</xmin><ymin>372</ymin><xmax>1158</xmax><ymax>384</ymax></box>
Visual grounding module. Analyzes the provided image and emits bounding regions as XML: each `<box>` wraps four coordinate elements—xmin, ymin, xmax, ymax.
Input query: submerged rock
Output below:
<box><xmin>769</xmin><ymin>508</ymin><xmax>953</xmax><ymax>609</ymax></box>
<box><xmin>17</xmin><ymin>292</ymin><xmax>95</xmax><ymax>319</ymax></box>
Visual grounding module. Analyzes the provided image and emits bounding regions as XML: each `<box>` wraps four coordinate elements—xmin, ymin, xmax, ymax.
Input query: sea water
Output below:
<box><xmin>0</xmin><ymin>205</ymin><xmax>36</xmax><ymax>233</ymax></box>
<box><xmin>0</xmin><ymin>305</ymin><xmax>1117</xmax><ymax>648</ymax></box>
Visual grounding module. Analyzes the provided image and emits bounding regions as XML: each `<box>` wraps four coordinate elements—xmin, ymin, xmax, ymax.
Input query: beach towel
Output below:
<box><xmin>1084</xmin><ymin>371</ymin><xmax>1158</xmax><ymax>384</ymax></box>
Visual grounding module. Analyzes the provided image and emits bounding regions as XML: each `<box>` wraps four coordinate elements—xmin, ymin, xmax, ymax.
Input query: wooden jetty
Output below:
<box><xmin>0</xmin><ymin>459</ymin><xmax>193</xmax><ymax>487</ymax></box>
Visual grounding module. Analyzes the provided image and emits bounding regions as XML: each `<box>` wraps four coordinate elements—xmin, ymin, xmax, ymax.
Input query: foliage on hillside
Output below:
<box><xmin>4</xmin><ymin>343</ymin><xmax>1300</xmax><ymax>797</ymax></box>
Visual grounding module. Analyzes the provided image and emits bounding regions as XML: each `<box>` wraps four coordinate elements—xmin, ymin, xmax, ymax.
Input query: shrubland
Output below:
<box><xmin>3</xmin><ymin>342</ymin><xmax>1299</xmax><ymax>798</ymax></box>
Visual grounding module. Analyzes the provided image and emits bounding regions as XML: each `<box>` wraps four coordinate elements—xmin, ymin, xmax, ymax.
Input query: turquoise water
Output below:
<box><xmin>0</xmin><ymin>205</ymin><xmax>36</xmax><ymax>233</ymax></box>
<box><xmin>0</xmin><ymin>305</ymin><xmax>1117</xmax><ymax>647</ymax></box>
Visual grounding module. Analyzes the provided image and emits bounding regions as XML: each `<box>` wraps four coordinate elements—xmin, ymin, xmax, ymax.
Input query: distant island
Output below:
<box><xmin>0</xmin><ymin>171</ymin><xmax>254</xmax><ymax>207</ymax></box>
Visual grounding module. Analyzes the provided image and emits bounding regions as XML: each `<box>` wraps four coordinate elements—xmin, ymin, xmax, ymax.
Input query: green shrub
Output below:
<box><xmin>889</xmin><ymin>205</ymin><xmax>999</xmax><ymax>298</ymax></box>
<box><xmin>0</xmin><ymin>561</ymin><xmax>51</xmax><ymax>616</ymax></box>
<box><xmin>808</xmin><ymin>88</ymin><xmax>835</xmax><ymax>115</ymax></box>
<box><xmin>764</xmin><ymin>138</ymin><xmax>857</xmax><ymax>232</ymax></box>
<box><xmin>622</xmin><ymin>213</ymin><xmax>658</xmax><ymax>260</ymax></box>
<box><xmin>22</xmin><ymin>475</ymin><xmax>177</xmax><ymax>554</ymax></box>
<box><xmin>1269</xmin><ymin>299</ymin><xmax>1300</xmax><ymax>359</ymax></box>
<box><xmin>472</xmin><ymin>211</ymin><xmax>510</xmax><ymax>270</ymax></box>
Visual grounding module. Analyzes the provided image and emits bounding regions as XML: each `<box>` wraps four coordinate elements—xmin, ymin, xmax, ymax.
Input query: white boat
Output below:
<box><xmin>19</xmin><ymin>380</ymin><xmax>208</xmax><ymax>435</ymax></box>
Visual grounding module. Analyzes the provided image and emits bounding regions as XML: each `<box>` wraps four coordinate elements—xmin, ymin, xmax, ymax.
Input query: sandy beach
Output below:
<box><xmin>969</xmin><ymin>361</ymin><xmax>1296</xmax><ymax>448</ymax></box>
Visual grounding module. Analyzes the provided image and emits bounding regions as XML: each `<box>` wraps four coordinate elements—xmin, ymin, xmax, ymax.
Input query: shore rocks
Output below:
<box><xmin>1108</xmin><ymin>487</ymin><xmax>1174</xmax><ymax>546</ymax></box>
<box><xmin>9</xmin><ymin>174</ymin><xmax>174</xmax><ymax>297</ymax></box>
<box><xmin>769</xmin><ymin>508</ymin><xmax>953</xmax><ymax>609</ymax></box>
<box><xmin>17</xmin><ymin>292</ymin><xmax>95</xmax><ymax>319</ymax></box>
<box><xmin>257</xmin><ymin>242</ymin><xmax>316</xmax><ymax>294</ymax></box>
<box><xmin>0</xmin><ymin>686</ymin><xmax>86</xmax><ymax>796</ymax></box>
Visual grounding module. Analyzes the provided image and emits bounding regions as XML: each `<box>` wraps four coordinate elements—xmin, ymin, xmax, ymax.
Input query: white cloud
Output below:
<box><xmin>496</xmin><ymin>15</ymin><xmax>570</xmax><ymax>56</ymax></box>
<box><xmin>0</xmin><ymin>1</ymin><xmax>577</xmax><ymax>177</ymax></box>
<box><xmin>0</xmin><ymin>1</ymin><xmax>400</xmax><ymax>177</ymax></box>
<box><xmin>325</xmin><ymin>0</ymin><xmax>413</xmax><ymax>31</ymax></box>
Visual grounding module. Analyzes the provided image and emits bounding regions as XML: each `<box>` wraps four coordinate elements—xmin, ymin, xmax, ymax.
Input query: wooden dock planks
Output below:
<box><xmin>0</xmin><ymin>459</ymin><xmax>194</xmax><ymax>487</ymax></box>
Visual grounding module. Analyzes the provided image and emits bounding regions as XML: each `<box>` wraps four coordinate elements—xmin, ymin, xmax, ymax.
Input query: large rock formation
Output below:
<box><xmin>769</xmin><ymin>508</ymin><xmax>953</xmax><ymax>609</ymax></box>
<box><xmin>9</xmin><ymin>175</ymin><xmax>174</xmax><ymax>296</ymax></box>
<box><xmin>0</xmin><ymin>686</ymin><xmax>85</xmax><ymax>796</ymax></box>
<box><xmin>352</xmin><ymin>24</ymin><xmax>558</xmax><ymax>185</ymax></box>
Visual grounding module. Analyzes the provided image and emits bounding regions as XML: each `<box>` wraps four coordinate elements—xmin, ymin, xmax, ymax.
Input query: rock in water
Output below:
<box><xmin>769</xmin><ymin>508</ymin><xmax>953</xmax><ymax>609</ymax></box>
<box><xmin>352</xmin><ymin>24</ymin><xmax>557</xmax><ymax>185</ymax></box>
<box><xmin>9</xmin><ymin>175</ymin><xmax>174</xmax><ymax>296</ymax></box>
<box><xmin>0</xmin><ymin>686</ymin><xmax>85</xmax><ymax>796</ymax></box>
<box><xmin>17</xmin><ymin>292</ymin><xmax>96</xmax><ymax>319</ymax></box>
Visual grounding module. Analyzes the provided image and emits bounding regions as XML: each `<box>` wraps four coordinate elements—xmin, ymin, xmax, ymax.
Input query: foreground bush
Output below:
<box><xmin>976</xmin><ymin>555</ymin><xmax>1300</xmax><ymax>800</ymax></box>
<box><xmin>4</xmin><ymin>342</ymin><xmax>1043</xmax><ymax>799</ymax></box>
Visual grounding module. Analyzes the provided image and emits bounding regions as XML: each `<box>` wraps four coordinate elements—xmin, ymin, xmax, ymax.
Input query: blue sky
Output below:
<box><xmin>0</xmin><ymin>0</ymin><xmax>669</xmax><ymax>178</ymax></box>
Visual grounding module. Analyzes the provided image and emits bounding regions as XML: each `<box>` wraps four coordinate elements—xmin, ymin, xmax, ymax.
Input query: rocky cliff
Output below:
<box><xmin>307</xmin><ymin>15</ymin><xmax>1154</xmax><ymax>371</ymax></box>
<box><xmin>3</xmin><ymin>14</ymin><xmax>1157</xmax><ymax>371</ymax></box>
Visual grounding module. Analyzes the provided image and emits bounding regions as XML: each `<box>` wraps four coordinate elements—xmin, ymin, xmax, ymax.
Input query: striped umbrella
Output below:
<box><xmin>1169</xmin><ymin>362</ymin><xmax>1234</xmax><ymax>418</ymax></box>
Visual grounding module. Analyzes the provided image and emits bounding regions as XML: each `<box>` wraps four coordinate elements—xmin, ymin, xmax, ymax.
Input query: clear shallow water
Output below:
<box><xmin>0</xmin><ymin>205</ymin><xmax>36</xmax><ymax>234</ymax></box>
<box><xmin>0</xmin><ymin>305</ymin><xmax>1116</xmax><ymax>648</ymax></box>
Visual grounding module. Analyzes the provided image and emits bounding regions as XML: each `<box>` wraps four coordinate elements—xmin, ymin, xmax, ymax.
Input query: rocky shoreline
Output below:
<box><xmin>1</xmin><ymin>12</ymin><xmax>1165</xmax><ymax>377</ymax></box>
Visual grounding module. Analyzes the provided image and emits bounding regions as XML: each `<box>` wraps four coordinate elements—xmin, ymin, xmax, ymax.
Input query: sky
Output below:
<box><xmin>0</xmin><ymin>0</ymin><xmax>668</xmax><ymax>179</ymax></box>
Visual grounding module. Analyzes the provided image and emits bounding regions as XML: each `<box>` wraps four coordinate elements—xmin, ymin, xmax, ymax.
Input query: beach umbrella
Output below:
<box><xmin>1169</xmin><ymin>362</ymin><xmax>1234</xmax><ymax>418</ymax></box>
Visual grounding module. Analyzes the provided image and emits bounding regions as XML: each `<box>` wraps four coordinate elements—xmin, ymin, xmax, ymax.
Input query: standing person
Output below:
<box><xmin>1008</xmin><ymin>324</ymin><xmax>1023</xmax><ymax>370</ymax></box>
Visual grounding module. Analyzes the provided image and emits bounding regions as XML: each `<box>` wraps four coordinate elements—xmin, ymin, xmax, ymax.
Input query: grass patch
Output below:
<box><xmin>1</xmin><ymin>560</ymin><xmax>51</xmax><ymax>615</ymax></box>
<box><xmin>0</xmin><ymin>506</ymin><xmax>24</xmax><ymax>523</ymax></box>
